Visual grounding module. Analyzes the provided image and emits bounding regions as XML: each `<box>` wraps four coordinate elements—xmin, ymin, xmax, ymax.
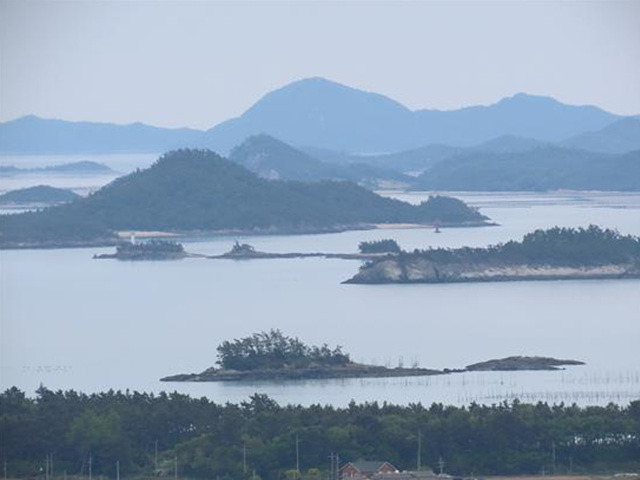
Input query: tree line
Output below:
<box><xmin>400</xmin><ymin>226</ymin><xmax>640</xmax><ymax>267</ymax></box>
<box><xmin>2</xmin><ymin>387</ymin><xmax>639</xmax><ymax>480</ymax></box>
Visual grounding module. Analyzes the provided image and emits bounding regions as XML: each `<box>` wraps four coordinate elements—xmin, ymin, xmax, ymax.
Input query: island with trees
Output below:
<box><xmin>0</xmin><ymin>149</ymin><xmax>490</xmax><ymax>249</ymax></box>
<box><xmin>0</xmin><ymin>185</ymin><xmax>80</xmax><ymax>206</ymax></box>
<box><xmin>358</xmin><ymin>239</ymin><xmax>401</xmax><ymax>254</ymax></box>
<box><xmin>93</xmin><ymin>240</ymin><xmax>187</xmax><ymax>260</ymax></box>
<box><xmin>209</xmin><ymin>240</ymin><xmax>401</xmax><ymax>261</ymax></box>
<box><xmin>162</xmin><ymin>330</ymin><xmax>584</xmax><ymax>382</ymax></box>
<box><xmin>345</xmin><ymin>226</ymin><xmax>640</xmax><ymax>284</ymax></box>
<box><xmin>162</xmin><ymin>330</ymin><xmax>441</xmax><ymax>381</ymax></box>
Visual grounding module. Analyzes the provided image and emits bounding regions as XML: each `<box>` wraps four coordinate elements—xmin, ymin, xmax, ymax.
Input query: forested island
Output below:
<box><xmin>346</xmin><ymin>226</ymin><xmax>640</xmax><ymax>284</ymax></box>
<box><xmin>0</xmin><ymin>185</ymin><xmax>80</xmax><ymax>205</ymax></box>
<box><xmin>0</xmin><ymin>149</ymin><xmax>490</xmax><ymax>249</ymax></box>
<box><xmin>162</xmin><ymin>330</ymin><xmax>583</xmax><ymax>382</ymax></box>
<box><xmin>162</xmin><ymin>330</ymin><xmax>441</xmax><ymax>381</ymax></box>
<box><xmin>93</xmin><ymin>240</ymin><xmax>187</xmax><ymax>260</ymax></box>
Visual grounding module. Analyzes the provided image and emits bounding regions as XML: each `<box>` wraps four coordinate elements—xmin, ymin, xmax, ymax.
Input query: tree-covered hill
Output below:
<box><xmin>0</xmin><ymin>185</ymin><xmax>80</xmax><ymax>205</ymax></box>
<box><xmin>562</xmin><ymin>117</ymin><xmax>640</xmax><ymax>154</ymax></box>
<box><xmin>412</xmin><ymin>146</ymin><xmax>640</xmax><ymax>191</ymax></box>
<box><xmin>229</xmin><ymin>134</ymin><xmax>410</xmax><ymax>185</ymax></box>
<box><xmin>0</xmin><ymin>149</ymin><xmax>488</xmax><ymax>246</ymax></box>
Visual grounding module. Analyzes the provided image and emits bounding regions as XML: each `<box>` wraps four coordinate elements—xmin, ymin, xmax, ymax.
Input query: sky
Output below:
<box><xmin>1</xmin><ymin>0</ymin><xmax>639</xmax><ymax>130</ymax></box>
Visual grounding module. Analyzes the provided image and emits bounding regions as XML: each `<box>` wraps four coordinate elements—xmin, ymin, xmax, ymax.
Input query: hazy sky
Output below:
<box><xmin>1</xmin><ymin>0</ymin><xmax>639</xmax><ymax>129</ymax></box>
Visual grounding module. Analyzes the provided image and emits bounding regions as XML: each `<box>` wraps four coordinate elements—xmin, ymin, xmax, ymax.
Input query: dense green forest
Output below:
<box><xmin>411</xmin><ymin>147</ymin><xmax>640</xmax><ymax>191</ymax></box>
<box><xmin>402</xmin><ymin>226</ymin><xmax>640</xmax><ymax>267</ymax></box>
<box><xmin>216</xmin><ymin>330</ymin><xmax>350</xmax><ymax>371</ymax></box>
<box><xmin>0</xmin><ymin>150</ymin><xmax>486</xmax><ymax>246</ymax></box>
<box><xmin>2</xmin><ymin>387</ymin><xmax>639</xmax><ymax>479</ymax></box>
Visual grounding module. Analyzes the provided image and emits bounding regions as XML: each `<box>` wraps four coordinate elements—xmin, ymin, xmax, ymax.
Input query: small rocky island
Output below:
<box><xmin>94</xmin><ymin>240</ymin><xmax>188</xmax><ymax>260</ymax></box>
<box><xmin>162</xmin><ymin>330</ymin><xmax>442</xmax><ymax>382</ymax></box>
<box><xmin>465</xmin><ymin>356</ymin><xmax>585</xmax><ymax>371</ymax></box>
<box><xmin>346</xmin><ymin>226</ymin><xmax>640</xmax><ymax>284</ymax></box>
<box><xmin>161</xmin><ymin>330</ymin><xmax>584</xmax><ymax>382</ymax></box>
<box><xmin>209</xmin><ymin>239</ymin><xmax>401</xmax><ymax>261</ymax></box>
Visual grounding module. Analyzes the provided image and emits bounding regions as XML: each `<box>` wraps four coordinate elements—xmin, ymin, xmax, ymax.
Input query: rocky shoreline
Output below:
<box><xmin>161</xmin><ymin>356</ymin><xmax>584</xmax><ymax>383</ymax></box>
<box><xmin>344</xmin><ymin>257</ymin><xmax>640</xmax><ymax>284</ymax></box>
<box><xmin>161</xmin><ymin>364</ymin><xmax>444</xmax><ymax>382</ymax></box>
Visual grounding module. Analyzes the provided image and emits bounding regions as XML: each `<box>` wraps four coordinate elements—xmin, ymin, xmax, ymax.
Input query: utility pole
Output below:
<box><xmin>329</xmin><ymin>454</ymin><xmax>334</xmax><ymax>480</ymax></box>
<box><xmin>243</xmin><ymin>442</ymin><xmax>247</xmax><ymax>474</ymax></box>
<box><xmin>89</xmin><ymin>455</ymin><xmax>92</xmax><ymax>480</ymax></box>
<box><xmin>45</xmin><ymin>455</ymin><xmax>49</xmax><ymax>480</ymax></box>
<box><xmin>335</xmin><ymin>454</ymin><xmax>339</xmax><ymax>480</ymax></box>
<box><xmin>438</xmin><ymin>456</ymin><xmax>445</xmax><ymax>475</ymax></box>
<box><xmin>174</xmin><ymin>455</ymin><xmax>178</xmax><ymax>480</ymax></box>
<box><xmin>154</xmin><ymin>440</ymin><xmax>158</xmax><ymax>475</ymax></box>
<box><xmin>551</xmin><ymin>441</ymin><xmax>556</xmax><ymax>474</ymax></box>
<box><xmin>4</xmin><ymin>458</ymin><xmax>7</xmax><ymax>480</ymax></box>
<box><xmin>295</xmin><ymin>435</ymin><xmax>300</xmax><ymax>478</ymax></box>
<box><xmin>417</xmin><ymin>430</ymin><xmax>422</xmax><ymax>471</ymax></box>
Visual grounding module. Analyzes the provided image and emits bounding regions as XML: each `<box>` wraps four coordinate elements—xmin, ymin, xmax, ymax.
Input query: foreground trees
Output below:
<box><xmin>2</xmin><ymin>387</ymin><xmax>639</xmax><ymax>479</ymax></box>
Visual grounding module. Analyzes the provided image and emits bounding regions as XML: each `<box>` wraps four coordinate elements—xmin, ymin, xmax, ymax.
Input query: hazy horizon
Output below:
<box><xmin>1</xmin><ymin>0</ymin><xmax>639</xmax><ymax>129</ymax></box>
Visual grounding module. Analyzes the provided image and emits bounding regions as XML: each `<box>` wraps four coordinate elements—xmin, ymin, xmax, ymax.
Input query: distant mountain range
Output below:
<box><xmin>561</xmin><ymin>118</ymin><xmax>640</xmax><ymax>154</ymax></box>
<box><xmin>0</xmin><ymin>115</ymin><xmax>202</xmax><ymax>154</ymax></box>
<box><xmin>196</xmin><ymin>78</ymin><xmax>629</xmax><ymax>153</ymax></box>
<box><xmin>411</xmin><ymin>147</ymin><xmax>640</xmax><ymax>191</ymax></box>
<box><xmin>230</xmin><ymin>134</ymin><xmax>640</xmax><ymax>191</ymax></box>
<box><xmin>2</xmin><ymin>77</ymin><xmax>638</xmax><ymax>156</ymax></box>
<box><xmin>0</xmin><ymin>150</ymin><xmax>488</xmax><ymax>247</ymax></box>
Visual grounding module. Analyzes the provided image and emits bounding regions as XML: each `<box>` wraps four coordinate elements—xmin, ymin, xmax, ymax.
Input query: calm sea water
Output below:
<box><xmin>1</xmin><ymin>187</ymin><xmax>639</xmax><ymax>406</ymax></box>
<box><xmin>0</xmin><ymin>153</ymin><xmax>157</xmax><ymax>195</ymax></box>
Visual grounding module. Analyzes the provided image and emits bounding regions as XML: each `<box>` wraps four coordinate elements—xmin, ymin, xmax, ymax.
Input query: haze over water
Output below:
<box><xmin>1</xmin><ymin>190</ymin><xmax>639</xmax><ymax>406</ymax></box>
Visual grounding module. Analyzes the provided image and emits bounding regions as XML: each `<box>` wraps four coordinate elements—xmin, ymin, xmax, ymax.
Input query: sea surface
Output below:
<box><xmin>1</xmin><ymin>173</ymin><xmax>639</xmax><ymax>406</ymax></box>
<box><xmin>0</xmin><ymin>153</ymin><xmax>157</xmax><ymax>196</ymax></box>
